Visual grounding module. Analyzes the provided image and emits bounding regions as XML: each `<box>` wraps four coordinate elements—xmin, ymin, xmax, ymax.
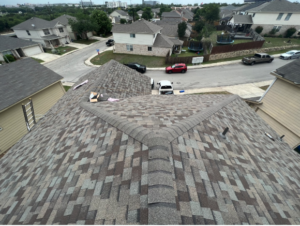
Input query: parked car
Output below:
<box><xmin>157</xmin><ymin>80</ymin><xmax>174</xmax><ymax>95</ymax></box>
<box><xmin>151</xmin><ymin>78</ymin><xmax>154</xmax><ymax>89</ymax></box>
<box><xmin>242</xmin><ymin>53</ymin><xmax>274</xmax><ymax>65</ymax></box>
<box><xmin>165</xmin><ymin>63</ymin><xmax>187</xmax><ymax>74</ymax></box>
<box><xmin>106</xmin><ymin>39</ymin><xmax>114</xmax><ymax>46</ymax></box>
<box><xmin>279</xmin><ymin>50</ymin><xmax>300</xmax><ymax>60</ymax></box>
<box><xmin>124</xmin><ymin>62</ymin><xmax>146</xmax><ymax>73</ymax></box>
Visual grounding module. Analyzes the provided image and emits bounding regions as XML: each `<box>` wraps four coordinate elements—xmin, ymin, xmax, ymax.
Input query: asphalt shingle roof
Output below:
<box><xmin>0</xmin><ymin>58</ymin><xmax>63</xmax><ymax>111</ymax></box>
<box><xmin>0</xmin><ymin>59</ymin><xmax>300</xmax><ymax>224</ymax></box>
<box><xmin>233</xmin><ymin>14</ymin><xmax>253</xmax><ymax>24</ymax></box>
<box><xmin>51</xmin><ymin>14</ymin><xmax>76</xmax><ymax>25</ymax></box>
<box><xmin>153</xmin><ymin>33</ymin><xmax>174</xmax><ymax>48</ymax></box>
<box><xmin>275</xmin><ymin>58</ymin><xmax>300</xmax><ymax>84</ymax></box>
<box><xmin>0</xmin><ymin>36</ymin><xmax>40</xmax><ymax>52</ymax></box>
<box><xmin>162</xmin><ymin>10</ymin><xmax>181</xmax><ymax>18</ymax></box>
<box><xmin>153</xmin><ymin>21</ymin><xmax>191</xmax><ymax>38</ymax></box>
<box><xmin>247</xmin><ymin>0</ymin><xmax>300</xmax><ymax>12</ymax></box>
<box><xmin>114</xmin><ymin>9</ymin><xmax>129</xmax><ymax>16</ymax></box>
<box><xmin>112</xmin><ymin>19</ymin><xmax>162</xmax><ymax>34</ymax></box>
<box><xmin>12</xmin><ymin>17</ymin><xmax>57</xmax><ymax>30</ymax></box>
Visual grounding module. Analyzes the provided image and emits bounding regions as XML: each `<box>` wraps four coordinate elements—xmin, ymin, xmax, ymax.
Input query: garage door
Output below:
<box><xmin>22</xmin><ymin>45</ymin><xmax>42</xmax><ymax>57</ymax></box>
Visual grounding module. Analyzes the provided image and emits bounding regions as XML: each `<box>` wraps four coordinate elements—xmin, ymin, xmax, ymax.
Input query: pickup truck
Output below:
<box><xmin>157</xmin><ymin>80</ymin><xmax>174</xmax><ymax>95</ymax></box>
<box><xmin>242</xmin><ymin>53</ymin><xmax>274</xmax><ymax>65</ymax></box>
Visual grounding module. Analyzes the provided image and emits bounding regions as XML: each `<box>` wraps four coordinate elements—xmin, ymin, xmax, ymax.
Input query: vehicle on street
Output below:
<box><xmin>279</xmin><ymin>50</ymin><xmax>300</xmax><ymax>60</ymax></box>
<box><xmin>124</xmin><ymin>62</ymin><xmax>146</xmax><ymax>73</ymax></box>
<box><xmin>157</xmin><ymin>80</ymin><xmax>174</xmax><ymax>95</ymax></box>
<box><xmin>165</xmin><ymin>63</ymin><xmax>187</xmax><ymax>74</ymax></box>
<box><xmin>151</xmin><ymin>78</ymin><xmax>154</xmax><ymax>89</ymax></box>
<box><xmin>242</xmin><ymin>53</ymin><xmax>274</xmax><ymax>65</ymax></box>
<box><xmin>106</xmin><ymin>39</ymin><xmax>114</xmax><ymax>46</ymax></box>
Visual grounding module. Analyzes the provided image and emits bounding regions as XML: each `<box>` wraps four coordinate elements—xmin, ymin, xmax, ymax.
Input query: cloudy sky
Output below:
<box><xmin>2</xmin><ymin>0</ymin><xmax>245</xmax><ymax>6</ymax></box>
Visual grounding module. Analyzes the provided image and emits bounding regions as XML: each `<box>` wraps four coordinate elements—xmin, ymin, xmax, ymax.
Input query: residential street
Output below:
<box><xmin>147</xmin><ymin>58</ymin><xmax>293</xmax><ymax>90</ymax></box>
<box><xmin>44</xmin><ymin>39</ymin><xmax>109</xmax><ymax>83</ymax></box>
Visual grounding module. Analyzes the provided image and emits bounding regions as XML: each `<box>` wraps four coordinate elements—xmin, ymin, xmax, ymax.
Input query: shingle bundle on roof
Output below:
<box><xmin>112</xmin><ymin>19</ymin><xmax>162</xmax><ymax>34</ymax></box>
<box><xmin>0</xmin><ymin>60</ymin><xmax>300</xmax><ymax>225</ymax></box>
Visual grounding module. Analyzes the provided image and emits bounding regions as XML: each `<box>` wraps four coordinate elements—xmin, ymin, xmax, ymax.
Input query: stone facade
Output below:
<box><xmin>114</xmin><ymin>43</ymin><xmax>172</xmax><ymax>57</ymax></box>
<box><xmin>252</xmin><ymin>24</ymin><xmax>300</xmax><ymax>36</ymax></box>
<box><xmin>209</xmin><ymin>44</ymin><xmax>300</xmax><ymax>61</ymax></box>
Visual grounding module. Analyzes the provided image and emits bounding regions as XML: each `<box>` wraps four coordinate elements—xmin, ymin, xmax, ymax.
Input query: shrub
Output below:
<box><xmin>285</xmin><ymin>27</ymin><xmax>296</xmax><ymax>38</ymax></box>
<box><xmin>255</xmin><ymin>26</ymin><xmax>263</xmax><ymax>34</ymax></box>
<box><xmin>4</xmin><ymin>54</ymin><xmax>15</xmax><ymax>63</ymax></box>
<box><xmin>277</xmin><ymin>34</ymin><xmax>283</xmax><ymax>38</ymax></box>
<box><xmin>269</xmin><ymin>28</ymin><xmax>277</xmax><ymax>35</ymax></box>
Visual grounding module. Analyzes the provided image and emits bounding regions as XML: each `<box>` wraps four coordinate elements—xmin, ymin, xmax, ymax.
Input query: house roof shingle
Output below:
<box><xmin>247</xmin><ymin>0</ymin><xmax>300</xmax><ymax>12</ymax></box>
<box><xmin>51</xmin><ymin>14</ymin><xmax>76</xmax><ymax>25</ymax></box>
<box><xmin>233</xmin><ymin>14</ymin><xmax>253</xmax><ymax>24</ymax></box>
<box><xmin>153</xmin><ymin>20</ymin><xmax>191</xmax><ymax>38</ymax></box>
<box><xmin>114</xmin><ymin>9</ymin><xmax>129</xmax><ymax>16</ymax></box>
<box><xmin>153</xmin><ymin>33</ymin><xmax>174</xmax><ymax>48</ymax></box>
<box><xmin>0</xmin><ymin>59</ymin><xmax>300</xmax><ymax>225</ymax></box>
<box><xmin>162</xmin><ymin>10</ymin><xmax>181</xmax><ymax>18</ymax></box>
<box><xmin>12</xmin><ymin>17</ymin><xmax>57</xmax><ymax>30</ymax></box>
<box><xmin>112</xmin><ymin>19</ymin><xmax>162</xmax><ymax>34</ymax></box>
<box><xmin>275</xmin><ymin>58</ymin><xmax>300</xmax><ymax>84</ymax></box>
<box><xmin>0</xmin><ymin>58</ymin><xmax>63</xmax><ymax>112</ymax></box>
<box><xmin>0</xmin><ymin>36</ymin><xmax>40</xmax><ymax>52</ymax></box>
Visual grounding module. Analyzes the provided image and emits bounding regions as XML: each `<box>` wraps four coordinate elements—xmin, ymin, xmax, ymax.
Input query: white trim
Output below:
<box><xmin>258</xmin><ymin>77</ymin><xmax>277</xmax><ymax>102</ymax></box>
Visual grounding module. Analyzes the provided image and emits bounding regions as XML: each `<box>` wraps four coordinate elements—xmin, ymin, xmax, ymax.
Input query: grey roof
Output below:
<box><xmin>235</xmin><ymin>1</ymin><xmax>266</xmax><ymax>12</ymax></box>
<box><xmin>248</xmin><ymin>0</ymin><xmax>300</xmax><ymax>12</ymax></box>
<box><xmin>137</xmin><ymin>10</ymin><xmax>143</xmax><ymax>14</ymax></box>
<box><xmin>153</xmin><ymin>21</ymin><xmax>190</xmax><ymax>38</ymax></box>
<box><xmin>158</xmin><ymin>17</ymin><xmax>183</xmax><ymax>24</ymax></box>
<box><xmin>220</xmin><ymin>5</ymin><xmax>237</xmax><ymax>10</ymax></box>
<box><xmin>152</xmin><ymin>8</ymin><xmax>160</xmax><ymax>13</ymax></box>
<box><xmin>12</xmin><ymin>17</ymin><xmax>57</xmax><ymax>30</ymax></box>
<box><xmin>51</xmin><ymin>14</ymin><xmax>76</xmax><ymax>26</ymax></box>
<box><xmin>169</xmin><ymin>38</ymin><xmax>183</xmax><ymax>45</ymax></box>
<box><xmin>153</xmin><ymin>33</ymin><xmax>174</xmax><ymax>48</ymax></box>
<box><xmin>0</xmin><ymin>58</ymin><xmax>63</xmax><ymax>111</ymax></box>
<box><xmin>162</xmin><ymin>10</ymin><xmax>181</xmax><ymax>18</ymax></box>
<box><xmin>112</xmin><ymin>19</ymin><xmax>162</xmax><ymax>34</ymax></box>
<box><xmin>181</xmin><ymin>9</ymin><xmax>194</xmax><ymax>20</ymax></box>
<box><xmin>233</xmin><ymin>14</ymin><xmax>253</xmax><ymax>24</ymax></box>
<box><xmin>114</xmin><ymin>9</ymin><xmax>129</xmax><ymax>16</ymax></box>
<box><xmin>41</xmin><ymin>34</ymin><xmax>62</xmax><ymax>40</ymax></box>
<box><xmin>219</xmin><ymin>9</ymin><xmax>234</xmax><ymax>18</ymax></box>
<box><xmin>0</xmin><ymin>59</ymin><xmax>300</xmax><ymax>225</ymax></box>
<box><xmin>0</xmin><ymin>36</ymin><xmax>39</xmax><ymax>52</ymax></box>
<box><xmin>275</xmin><ymin>58</ymin><xmax>300</xmax><ymax>84</ymax></box>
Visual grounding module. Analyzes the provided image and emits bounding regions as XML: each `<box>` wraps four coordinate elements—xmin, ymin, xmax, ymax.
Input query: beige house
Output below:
<box><xmin>0</xmin><ymin>58</ymin><xmax>65</xmax><ymax>154</ymax></box>
<box><xmin>247</xmin><ymin>59</ymin><xmax>300</xmax><ymax>149</ymax></box>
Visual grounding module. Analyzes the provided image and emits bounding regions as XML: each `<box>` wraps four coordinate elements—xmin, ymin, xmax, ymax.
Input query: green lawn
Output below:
<box><xmin>172</xmin><ymin>46</ymin><xmax>204</xmax><ymax>57</ymax></box>
<box><xmin>31</xmin><ymin>57</ymin><xmax>44</xmax><ymax>63</ymax></box>
<box><xmin>45</xmin><ymin>46</ymin><xmax>77</xmax><ymax>55</ymax></box>
<box><xmin>64</xmin><ymin>86</ymin><xmax>71</xmax><ymax>92</ymax></box>
<box><xmin>91</xmin><ymin>50</ymin><xmax>167</xmax><ymax>67</ymax></box>
<box><xmin>207</xmin><ymin>31</ymin><xmax>253</xmax><ymax>46</ymax></box>
<box><xmin>263</xmin><ymin>37</ymin><xmax>300</xmax><ymax>48</ymax></box>
<box><xmin>72</xmin><ymin>39</ymin><xmax>99</xmax><ymax>45</ymax></box>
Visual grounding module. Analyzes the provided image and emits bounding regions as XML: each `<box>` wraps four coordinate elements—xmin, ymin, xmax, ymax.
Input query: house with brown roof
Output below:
<box><xmin>247</xmin><ymin>59</ymin><xmax>300</xmax><ymax>150</ymax></box>
<box><xmin>112</xmin><ymin>19</ymin><xmax>182</xmax><ymax>56</ymax></box>
<box><xmin>0</xmin><ymin>58</ymin><xmax>65</xmax><ymax>154</ymax></box>
<box><xmin>0</xmin><ymin>59</ymin><xmax>300</xmax><ymax>224</ymax></box>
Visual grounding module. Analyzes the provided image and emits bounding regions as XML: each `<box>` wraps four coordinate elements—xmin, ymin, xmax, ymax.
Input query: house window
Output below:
<box><xmin>126</xmin><ymin>44</ymin><xmax>133</xmax><ymax>51</ymax></box>
<box><xmin>285</xmin><ymin>13</ymin><xmax>292</xmax><ymax>21</ymax></box>
<box><xmin>130</xmin><ymin>33</ymin><xmax>135</xmax><ymax>38</ymax></box>
<box><xmin>273</xmin><ymin>26</ymin><xmax>281</xmax><ymax>32</ymax></box>
<box><xmin>43</xmin><ymin>29</ymin><xmax>50</xmax><ymax>35</ymax></box>
<box><xmin>252</xmin><ymin>13</ymin><xmax>255</xmax><ymax>17</ymax></box>
<box><xmin>148</xmin><ymin>46</ymin><xmax>152</xmax><ymax>51</ymax></box>
<box><xmin>26</xmin><ymin>30</ymin><xmax>31</xmax><ymax>36</ymax></box>
<box><xmin>276</xmin><ymin>13</ymin><xmax>284</xmax><ymax>20</ymax></box>
<box><xmin>59</xmin><ymin>27</ymin><xmax>64</xmax><ymax>33</ymax></box>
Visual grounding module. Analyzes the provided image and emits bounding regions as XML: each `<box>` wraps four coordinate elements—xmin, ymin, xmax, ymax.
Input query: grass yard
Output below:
<box><xmin>263</xmin><ymin>37</ymin><xmax>300</xmax><ymax>48</ymax></box>
<box><xmin>72</xmin><ymin>39</ymin><xmax>99</xmax><ymax>45</ymax></box>
<box><xmin>31</xmin><ymin>57</ymin><xmax>44</xmax><ymax>63</ymax></box>
<box><xmin>64</xmin><ymin>86</ymin><xmax>71</xmax><ymax>92</ymax></box>
<box><xmin>207</xmin><ymin>31</ymin><xmax>253</xmax><ymax>46</ymax></box>
<box><xmin>91</xmin><ymin>50</ymin><xmax>167</xmax><ymax>67</ymax></box>
<box><xmin>172</xmin><ymin>47</ymin><xmax>204</xmax><ymax>57</ymax></box>
<box><xmin>45</xmin><ymin>46</ymin><xmax>77</xmax><ymax>55</ymax></box>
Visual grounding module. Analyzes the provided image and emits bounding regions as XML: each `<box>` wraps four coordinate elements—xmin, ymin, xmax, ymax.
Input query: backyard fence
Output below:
<box><xmin>210</xmin><ymin>40</ymin><xmax>265</xmax><ymax>54</ymax></box>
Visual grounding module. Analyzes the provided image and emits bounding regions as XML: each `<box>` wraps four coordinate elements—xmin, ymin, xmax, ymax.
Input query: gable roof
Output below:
<box><xmin>113</xmin><ymin>9</ymin><xmax>129</xmax><ymax>16</ymax></box>
<box><xmin>274</xmin><ymin>58</ymin><xmax>300</xmax><ymax>84</ymax></box>
<box><xmin>181</xmin><ymin>8</ymin><xmax>194</xmax><ymax>20</ymax></box>
<box><xmin>0</xmin><ymin>59</ymin><xmax>300</xmax><ymax>225</ymax></box>
<box><xmin>0</xmin><ymin>58</ymin><xmax>63</xmax><ymax>112</ymax></box>
<box><xmin>247</xmin><ymin>0</ymin><xmax>300</xmax><ymax>12</ymax></box>
<box><xmin>112</xmin><ymin>19</ymin><xmax>162</xmax><ymax>34</ymax></box>
<box><xmin>153</xmin><ymin>21</ymin><xmax>190</xmax><ymax>38</ymax></box>
<box><xmin>12</xmin><ymin>17</ymin><xmax>57</xmax><ymax>30</ymax></box>
<box><xmin>153</xmin><ymin>33</ymin><xmax>174</xmax><ymax>48</ymax></box>
<box><xmin>162</xmin><ymin>10</ymin><xmax>181</xmax><ymax>18</ymax></box>
<box><xmin>0</xmin><ymin>36</ymin><xmax>39</xmax><ymax>52</ymax></box>
<box><xmin>51</xmin><ymin>14</ymin><xmax>76</xmax><ymax>25</ymax></box>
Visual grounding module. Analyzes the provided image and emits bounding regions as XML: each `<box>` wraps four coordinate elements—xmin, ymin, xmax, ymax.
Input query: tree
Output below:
<box><xmin>68</xmin><ymin>14</ymin><xmax>98</xmax><ymax>39</ymax></box>
<box><xmin>194</xmin><ymin>3</ymin><xmax>198</xmax><ymax>6</ymax></box>
<box><xmin>91</xmin><ymin>10</ymin><xmax>112</xmax><ymax>36</ymax></box>
<box><xmin>202</xmin><ymin>4</ymin><xmax>220</xmax><ymax>23</ymax></box>
<box><xmin>158</xmin><ymin>5</ymin><xmax>172</xmax><ymax>17</ymax></box>
<box><xmin>177</xmin><ymin>22</ymin><xmax>187</xmax><ymax>38</ymax></box>
<box><xmin>192</xmin><ymin>20</ymin><xmax>205</xmax><ymax>33</ymax></box>
<box><xmin>201</xmin><ymin>23</ymin><xmax>215</xmax><ymax>38</ymax></box>
<box><xmin>120</xmin><ymin>18</ymin><xmax>127</xmax><ymax>24</ymax></box>
<box><xmin>255</xmin><ymin>26</ymin><xmax>263</xmax><ymax>34</ymax></box>
<box><xmin>142</xmin><ymin>7</ymin><xmax>153</xmax><ymax>20</ymax></box>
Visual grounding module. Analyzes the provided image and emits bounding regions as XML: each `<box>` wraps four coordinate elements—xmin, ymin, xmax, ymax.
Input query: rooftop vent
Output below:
<box><xmin>279</xmin><ymin>135</ymin><xmax>285</xmax><ymax>141</ymax></box>
<box><xmin>220</xmin><ymin>127</ymin><xmax>229</xmax><ymax>139</ymax></box>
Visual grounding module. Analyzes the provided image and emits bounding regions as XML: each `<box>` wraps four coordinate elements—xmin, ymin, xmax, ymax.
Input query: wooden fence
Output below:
<box><xmin>210</xmin><ymin>40</ymin><xmax>265</xmax><ymax>54</ymax></box>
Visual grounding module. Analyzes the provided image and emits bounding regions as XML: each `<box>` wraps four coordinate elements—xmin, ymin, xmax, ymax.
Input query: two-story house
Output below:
<box><xmin>110</xmin><ymin>10</ymin><xmax>131</xmax><ymax>21</ymax></box>
<box><xmin>112</xmin><ymin>19</ymin><xmax>180</xmax><ymax>56</ymax></box>
<box><xmin>12</xmin><ymin>17</ymin><xmax>71</xmax><ymax>48</ymax></box>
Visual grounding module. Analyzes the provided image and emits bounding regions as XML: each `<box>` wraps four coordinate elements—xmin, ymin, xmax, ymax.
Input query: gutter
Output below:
<box><xmin>258</xmin><ymin>77</ymin><xmax>277</xmax><ymax>102</ymax></box>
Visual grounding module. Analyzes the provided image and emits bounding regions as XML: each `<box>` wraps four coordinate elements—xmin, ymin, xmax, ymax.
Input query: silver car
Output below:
<box><xmin>279</xmin><ymin>50</ymin><xmax>300</xmax><ymax>60</ymax></box>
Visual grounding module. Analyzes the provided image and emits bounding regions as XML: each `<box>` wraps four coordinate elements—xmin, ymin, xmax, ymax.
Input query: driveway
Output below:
<box><xmin>31</xmin><ymin>53</ymin><xmax>60</xmax><ymax>63</ymax></box>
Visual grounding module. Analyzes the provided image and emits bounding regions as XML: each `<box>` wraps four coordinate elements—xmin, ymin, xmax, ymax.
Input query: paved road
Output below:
<box><xmin>44</xmin><ymin>39</ymin><xmax>108</xmax><ymax>82</ymax></box>
<box><xmin>146</xmin><ymin>58</ymin><xmax>293</xmax><ymax>90</ymax></box>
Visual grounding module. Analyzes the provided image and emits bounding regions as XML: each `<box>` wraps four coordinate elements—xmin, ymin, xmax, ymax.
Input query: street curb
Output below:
<box><xmin>84</xmin><ymin>46</ymin><xmax>114</xmax><ymax>67</ymax></box>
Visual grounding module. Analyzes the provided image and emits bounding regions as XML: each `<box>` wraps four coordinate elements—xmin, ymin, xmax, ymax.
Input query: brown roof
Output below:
<box><xmin>0</xmin><ymin>60</ymin><xmax>300</xmax><ymax>224</ymax></box>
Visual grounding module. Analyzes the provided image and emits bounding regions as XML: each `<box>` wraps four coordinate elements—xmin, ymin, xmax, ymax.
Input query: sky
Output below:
<box><xmin>2</xmin><ymin>0</ymin><xmax>245</xmax><ymax>6</ymax></box>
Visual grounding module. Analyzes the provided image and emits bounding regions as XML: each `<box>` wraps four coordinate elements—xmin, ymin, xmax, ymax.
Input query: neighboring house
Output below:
<box><xmin>110</xmin><ymin>9</ymin><xmax>131</xmax><ymax>21</ymax></box>
<box><xmin>154</xmin><ymin>20</ymin><xmax>191</xmax><ymax>38</ymax></box>
<box><xmin>137</xmin><ymin>10</ymin><xmax>143</xmax><ymax>18</ymax></box>
<box><xmin>111</xmin><ymin>16</ymin><xmax>121</xmax><ymax>24</ymax></box>
<box><xmin>12</xmin><ymin>17</ymin><xmax>71</xmax><ymax>48</ymax></box>
<box><xmin>0</xmin><ymin>58</ymin><xmax>65</xmax><ymax>153</ymax></box>
<box><xmin>161</xmin><ymin>10</ymin><xmax>181</xmax><ymax>20</ymax></box>
<box><xmin>177</xmin><ymin>8</ymin><xmax>194</xmax><ymax>21</ymax></box>
<box><xmin>151</xmin><ymin>8</ymin><xmax>160</xmax><ymax>18</ymax></box>
<box><xmin>0</xmin><ymin>36</ymin><xmax>43</xmax><ymax>61</ymax></box>
<box><xmin>112</xmin><ymin>19</ymin><xmax>181</xmax><ymax>56</ymax></box>
<box><xmin>219</xmin><ymin>5</ymin><xmax>237</xmax><ymax>19</ymax></box>
<box><xmin>1</xmin><ymin>59</ymin><xmax>300</xmax><ymax>225</ymax></box>
<box><xmin>247</xmin><ymin>59</ymin><xmax>300</xmax><ymax>149</ymax></box>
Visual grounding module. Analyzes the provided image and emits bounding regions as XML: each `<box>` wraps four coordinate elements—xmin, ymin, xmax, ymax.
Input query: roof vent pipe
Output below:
<box><xmin>220</xmin><ymin>127</ymin><xmax>229</xmax><ymax>139</ymax></box>
<box><xmin>279</xmin><ymin>135</ymin><xmax>285</xmax><ymax>141</ymax></box>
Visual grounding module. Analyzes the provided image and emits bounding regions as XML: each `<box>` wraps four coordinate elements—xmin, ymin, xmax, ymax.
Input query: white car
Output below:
<box><xmin>279</xmin><ymin>50</ymin><xmax>300</xmax><ymax>60</ymax></box>
<box><xmin>157</xmin><ymin>80</ymin><xmax>174</xmax><ymax>95</ymax></box>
